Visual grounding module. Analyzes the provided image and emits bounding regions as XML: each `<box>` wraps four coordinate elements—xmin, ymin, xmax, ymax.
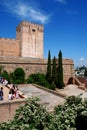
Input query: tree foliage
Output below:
<box><xmin>46</xmin><ymin>50</ymin><xmax>52</xmax><ymax>84</ymax></box>
<box><xmin>11</xmin><ymin>67</ymin><xmax>25</xmax><ymax>84</ymax></box>
<box><xmin>84</xmin><ymin>68</ymin><xmax>87</xmax><ymax>77</ymax></box>
<box><xmin>26</xmin><ymin>73</ymin><xmax>55</xmax><ymax>90</ymax></box>
<box><xmin>52</xmin><ymin>56</ymin><xmax>57</xmax><ymax>85</ymax></box>
<box><xmin>0</xmin><ymin>66</ymin><xmax>4</xmax><ymax>75</ymax></box>
<box><xmin>57</xmin><ymin>50</ymin><xmax>64</xmax><ymax>89</ymax></box>
<box><xmin>26</xmin><ymin>73</ymin><xmax>49</xmax><ymax>86</ymax></box>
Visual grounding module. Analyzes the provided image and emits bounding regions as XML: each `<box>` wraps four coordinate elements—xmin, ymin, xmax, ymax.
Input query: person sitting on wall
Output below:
<box><xmin>0</xmin><ymin>87</ymin><xmax>4</xmax><ymax>100</ymax></box>
<box><xmin>9</xmin><ymin>84</ymin><xmax>15</xmax><ymax>98</ymax></box>
<box><xmin>3</xmin><ymin>79</ymin><xmax>8</xmax><ymax>86</ymax></box>
<box><xmin>15</xmin><ymin>88</ymin><xmax>19</xmax><ymax>99</ymax></box>
<box><xmin>8</xmin><ymin>90</ymin><xmax>13</xmax><ymax>100</ymax></box>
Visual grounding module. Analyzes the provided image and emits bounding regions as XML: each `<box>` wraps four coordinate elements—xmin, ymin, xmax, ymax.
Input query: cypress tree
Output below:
<box><xmin>46</xmin><ymin>50</ymin><xmax>52</xmax><ymax>84</ymax></box>
<box><xmin>57</xmin><ymin>50</ymin><xmax>64</xmax><ymax>89</ymax></box>
<box><xmin>52</xmin><ymin>56</ymin><xmax>57</xmax><ymax>85</ymax></box>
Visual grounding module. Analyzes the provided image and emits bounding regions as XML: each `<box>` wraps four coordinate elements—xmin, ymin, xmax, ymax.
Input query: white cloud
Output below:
<box><xmin>80</xmin><ymin>57</ymin><xmax>85</xmax><ymax>61</ymax></box>
<box><xmin>75</xmin><ymin>57</ymin><xmax>87</xmax><ymax>67</ymax></box>
<box><xmin>1</xmin><ymin>0</ymin><xmax>50</xmax><ymax>24</ymax></box>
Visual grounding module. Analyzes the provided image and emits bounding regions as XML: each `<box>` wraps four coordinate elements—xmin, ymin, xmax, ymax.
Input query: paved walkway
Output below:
<box><xmin>19</xmin><ymin>84</ymin><xmax>65</xmax><ymax>111</ymax></box>
<box><xmin>19</xmin><ymin>84</ymin><xmax>87</xmax><ymax>111</ymax></box>
<box><xmin>1</xmin><ymin>84</ymin><xmax>87</xmax><ymax>112</ymax></box>
<box><xmin>58</xmin><ymin>84</ymin><xmax>87</xmax><ymax>99</ymax></box>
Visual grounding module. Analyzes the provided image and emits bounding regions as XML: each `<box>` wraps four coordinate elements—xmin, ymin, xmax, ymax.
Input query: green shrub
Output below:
<box><xmin>48</xmin><ymin>84</ymin><xmax>56</xmax><ymax>90</ymax></box>
<box><xmin>11</xmin><ymin>67</ymin><xmax>25</xmax><ymax>84</ymax></box>
<box><xmin>26</xmin><ymin>73</ymin><xmax>50</xmax><ymax>88</ymax></box>
<box><xmin>65</xmin><ymin>94</ymin><xmax>82</xmax><ymax>105</ymax></box>
<box><xmin>76</xmin><ymin>110</ymin><xmax>87</xmax><ymax>130</ymax></box>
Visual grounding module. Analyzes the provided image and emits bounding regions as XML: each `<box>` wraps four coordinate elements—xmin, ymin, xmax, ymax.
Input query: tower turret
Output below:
<box><xmin>16</xmin><ymin>21</ymin><xmax>44</xmax><ymax>58</ymax></box>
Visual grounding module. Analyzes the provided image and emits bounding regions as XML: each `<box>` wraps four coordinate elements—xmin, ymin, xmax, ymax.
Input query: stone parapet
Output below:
<box><xmin>0</xmin><ymin>99</ymin><xmax>26</xmax><ymax>123</ymax></box>
<box><xmin>0</xmin><ymin>56</ymin><xmax>47</xmax><ymax>64</ymax></box>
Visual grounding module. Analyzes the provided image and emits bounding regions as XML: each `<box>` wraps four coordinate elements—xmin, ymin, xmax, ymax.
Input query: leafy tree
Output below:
<box><xmin>57</xmin><ymin>50</ymin><xmax>64</xmax><ymax>89</ymax></box>
<box><xmin>46</xmin><ymin>50</ymin><xmax>52</xmax><ymax>84</ymax></box>
<box><xmin>84</xmin><ymin>68</ymin><xmax>87</xmax><ymax>77</ymax></box>
<box><xmin>26</xmin><ymin>73</ymin><xmax>49</xmax><ymax>87</ymax></box>
<box><xmin>76</xmin><ymin>110</ymin><xmax>87</xmax><ymax>130</ymax></box>
<box><xmin>79</xmin><ymin>65</ymin><xmax>86</xmax><ymax>71</ymax></box>
<box><xmin>0</xmin><ymin>66</ymin><xmax>4</xmax><ymax>75</ymax></box>
<box><xmin>52</xmin><ymin>56</ymin><xmax>57</xmax><ymax>85</ymax></box>
<box><xmin>54</xmin><ymin>95</ymin><xmax>84</xmax><ymax>129</ymax></box>
<box><xmin>11</xmin><ymin>67</ymin><xmax>25</xmax><ymax>84</ymax></box>
<box><xmin>26</xmin><ymin>73</ymin><xmax>55</xmax><ymax>90</ymax></box>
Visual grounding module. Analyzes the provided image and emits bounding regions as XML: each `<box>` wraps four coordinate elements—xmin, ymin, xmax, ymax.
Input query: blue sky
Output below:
<box><xmin>0</xmin><ymin>0</ymin><xmax>87</xmax><ymax>67</ymax></box>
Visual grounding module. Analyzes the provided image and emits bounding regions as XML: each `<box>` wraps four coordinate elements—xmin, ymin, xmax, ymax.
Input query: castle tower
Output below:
<box><xmin>16</xmin><ymin>21</ymin><xmax>44</xmax><ymax>58</ymax></box>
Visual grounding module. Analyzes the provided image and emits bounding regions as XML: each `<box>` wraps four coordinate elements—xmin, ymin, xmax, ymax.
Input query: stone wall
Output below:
<box><xmin>0</xmin><ymin>56</ymin><xmax>74</xmax><ymax>85</ymax></box>
<box><xmin>0</xmin><ymin>99</ymin><xmax>26</xmax><ymax>123</ymax></box>
<box><xmin>63</xmin><ymin>59</ymin><xmax>75</xmax><ymax>84</ymax></box>
<box><xmin>0</xmin><ymin>38</ymin><xmax>20</xmax><ymax>56</ymax></box>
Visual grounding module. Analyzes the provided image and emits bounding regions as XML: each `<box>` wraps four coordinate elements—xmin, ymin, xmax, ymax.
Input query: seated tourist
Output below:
<box><xmin>8</xmin><ymin>91</ymin><xmax>13</xmax><ymax>100</ymax></box>
<box><xmin>15</xmin><ymin>88</ymin><xmax>19</xmax><ymax>99</ymax></box>
<box><xmin>0</xmin><ymin>87</ymin><xmax>4</xmax><ymax>100</ymax></box>
<box><xmin>3</xmin><ymin>79</ymin><xmax>8</xmax><ymax>86</ymax></box>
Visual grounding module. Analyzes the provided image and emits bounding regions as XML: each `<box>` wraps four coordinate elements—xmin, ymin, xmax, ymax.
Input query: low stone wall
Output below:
<box><xmin>0</xmin><ymin>99</ymin><xmax>26</xmax><ymax>123</ymax></box>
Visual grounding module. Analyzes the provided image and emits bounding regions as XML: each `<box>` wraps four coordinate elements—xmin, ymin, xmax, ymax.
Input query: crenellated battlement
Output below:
<box><xmin>16</xmin><ymin>21</ymin><xmax>44</xmax><ymax>58</ymax></box>
<box><xmin>63</xmin><ymin>59</ymin><xmax>74</xmax><ymax>65</ymax></box>
<box><xmin>0</xmin><ymin>37</ymin><xmax>16</xmax><ymax>41</ymax></box>
<box><xmin>16</xmin><ymin>21</ymin><xmax>43</xmax><ymax>32</ymax></box>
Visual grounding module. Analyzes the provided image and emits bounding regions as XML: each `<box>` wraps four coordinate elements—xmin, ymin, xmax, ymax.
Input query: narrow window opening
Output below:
<box><xmin>32</xmin><ymin>29</ymin><xmax>35</xmax><ymax>32</ymax></box>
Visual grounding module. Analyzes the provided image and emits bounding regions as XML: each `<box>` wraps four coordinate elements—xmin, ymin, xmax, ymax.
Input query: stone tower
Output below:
<box><xmin>16</xmin><ymin>21</ymin><xmax>44</xmax><ymax>58</ymax></box>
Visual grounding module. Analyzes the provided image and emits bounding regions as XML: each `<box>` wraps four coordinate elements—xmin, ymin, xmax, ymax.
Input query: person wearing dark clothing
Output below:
<box><xmin>0</xmin><ymin>87</ymin><xmax>4</xmax><ymax>100</ymax></box>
